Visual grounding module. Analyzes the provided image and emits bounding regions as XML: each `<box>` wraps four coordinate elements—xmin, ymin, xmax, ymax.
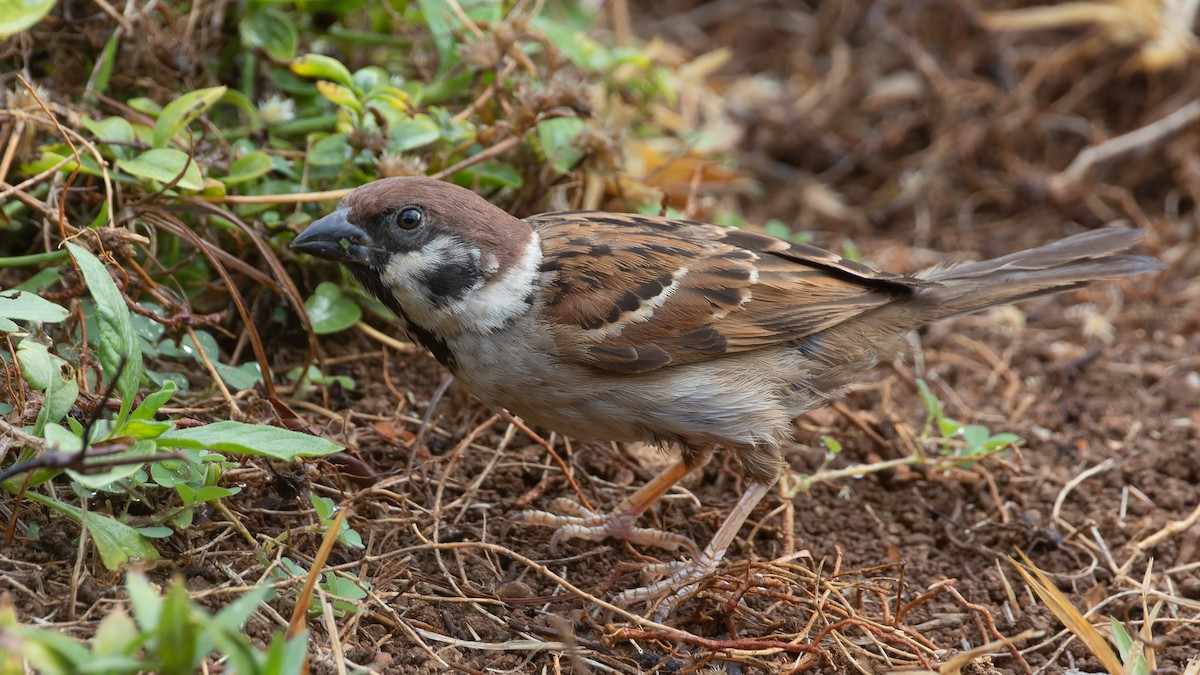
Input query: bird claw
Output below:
<box><xmin>517</xmin><ymin>504</ymin><xmax>719</xmax><ymax>620</ymax></box>
<box><xmin>614</xmin><ymin>549</ymin><xmax>726</xmax><ymax>621</ymax></box>
<box><xmin>515</xmin><ymin>502</ymin><xmax>700</xmax><ymax>557</ymax></box>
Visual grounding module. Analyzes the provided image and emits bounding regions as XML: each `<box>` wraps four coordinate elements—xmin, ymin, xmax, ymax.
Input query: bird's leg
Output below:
<box><xmin>516</xmin><ymin>457</ymin><xmax>702</xmax><ymax>556</ymax></box>
<box><xmin>616</xmin><ymin>479</ymin><xmax>773</xmax><ymax>619</ymax></box>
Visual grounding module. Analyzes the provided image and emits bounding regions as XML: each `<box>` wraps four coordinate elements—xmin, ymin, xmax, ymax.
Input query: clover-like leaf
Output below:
<box><xmin>305</xmin><ymin>282</ymin><xmax>362</xmax><ymax>334</ymax></box>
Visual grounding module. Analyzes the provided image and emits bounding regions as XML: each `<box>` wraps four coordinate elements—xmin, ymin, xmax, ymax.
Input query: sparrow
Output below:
<box><xmin>292</xmin><ymin>176</ymin><xmax>1162</xmax><ymax>612</ymax></box>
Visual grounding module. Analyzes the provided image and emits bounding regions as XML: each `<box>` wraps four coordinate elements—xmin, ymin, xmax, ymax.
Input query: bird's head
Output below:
<box><xmin>292</xmin><ymin>177</ymin><xmax>541</xmax><ymax>336</ymax></box>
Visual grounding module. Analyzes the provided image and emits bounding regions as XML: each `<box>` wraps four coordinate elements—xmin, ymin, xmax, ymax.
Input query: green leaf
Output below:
<box><xmin>82</xmin><ymin>116</ymin><xmax>136</xmax><ymax>161</ymax></box>
<box><xmin>938</xmin><ymin>417</ymin><xmax>963</xmax><ymax>439</ymax></box>
<box><xmin>18</xmin><ymin>342</ymin><xmax>78</xmax><ymax>434</ymax></box>
<box><xmin>146</xmin><ymin>369</ymin><xmax>188</xmax><ymax>391</ymax></box>
<box><xmin>532</xmin><ymin>17</ymin><xmax>607</xmax><ymax>70</ymax></box>
<box><xmin>113</xmin><ymin>418</ymin><xmax>171</xmax><ymax>441</ymax></box>
<box><xmin>820</xmin><ymin>435</ymin><xmax>842</xmax><ymax>455</ymax></box>
<box><xmin>83</xmin><ymin>116</ymin><xmax>136</xmax><ymax>146</ymax></box>
<box><xmin>535</xmin><ymin>117</ymin><xmax>586</xmax><ymax>174</ymax></box>
<box><xmin>323</xmin><ymin>571</ymin><xmax>367</xmax><ymax>600</ymax></box>
<box><xmin>211</xmin><ymin>584</ymin><xmax>273</xmax><ymax>632</ymax></box>
<box><xmin>205</xmin><ymin>624</ymin><xmax>262</xmax><ymax>675</ymax></box>
<box><xmin>339</xmin><ymin>527</ymin><xmax>363</xmax><ymax>549</ymax></box>
<box><xmin>16</xmin><ymin>340</ymin><xmax>53</xmax><ymax>390</ymax></box>
<box><xmin>127</xmin><ymin>97</ymin><xmax>162</xmax><ymax>116</ymax></box>
<box><xmin>222</xmin><ymin>151</ymin><xmax>273</xmax><ymax>185</ymax></box>
<box><xmin>214</xmin><ymin>361</ymin><xmax>263</xmax><ymax>391</ymax></box>
<box><xmin>15</xmin><ymin>267</ymin><xmax>63</xmax><ymax>292</ymax></box>
<box><xmin>4</xmin><ymin>622</ymin><xmax>91</xmax><ymax>675</ymax></box>
<box><xmin>121</xmin><ymin>148</ymin><xmax>205</xmax><ymax>191</ymax></box>
<box><xmin>157</xmin><ymin>579</ymin><xmax>200</xmax><ymax>675</ymax></box>
<box><xmin>388</xmin><ymin>117</ymin><xmax>441</xmax><ymax>152</ymax></box>
<box><xmin>170</xmin><ymin>509</ymin><xmax>194</xmax><ymax>530</ymax></box>
<box><xmin>305</xmin><ymin>282</ymin><xmax>362</xmax><ymax>334</ymax></box>
<box><xmin>130</xmin><ymin>380</ymin><xmax>177</xmax><ymax>421</ymax></box>
<box><xmin>287</xmin><ymin>365</ymin><xmax>356</xmax><ymax>391</ymax></box>
<box><xmin>66</xmin><ymin>243</ymin><xmax>142</xmax><ymax>423</ymax></box>
<box><xmin>176</xmin><ymin>484</ymin><xmax>238</xmax><ymax>504</ymax></box>
<box><xmin>150</xmin><ymin>460</ymin><xmax>188</xmax><ymax>488</ymax></box>
<box><xmin>310</xmin><ymin>494</ymin><xmax>335</xmax><ymax>519</ymax></box>
<box><xmin>915</xmin><ymin>378</ymin><xmax>943</xmax><ymax>440</ymax></box>
<box><xmin>291</xmin><ymin>54</ymin><xmax>355</xmax><ymax>89</ymax></box>
<box><xmin>86</xmin><ymin>29</ymin><xmax>121</xmax><ymax>95</ymax></box>
<box><xmin>315</xmin><ymin>80</ymin><xmax>362</xmax><ymax>112</ymax></box>
<box><xmin>453</xmin><ymin>161</ymin><xmax>523</xmax><ymax>189</ymax></box>
<box><xmin>16</xmin><ymin>490</ymin><xmax>160</xmax><ymax>569</ymax></box>
<box><xmin>982</xmin><ymin>433</ymin><xmax>1022</xmax><ymax>451</ymax></box>
<box><xmin>157</xmin><ymin>421</ymin><xmax>342</xmax><ymax>460</ymax></box>
<box><xmin>1110</xmin><ymin>616</ymin><xmax>1134</xmax><ymax>656</ymax></box>
<box><xmin>65</xmin><ymin>439</ymin><xmax>159</xmax><ymax>490</ymax></box>
<box><xmin>125</xmin><ymin>573</ymin><xmax>162</xmax><ymax>632</ymax></box>
<box><xmin>39</xmin><ymin>358</ymin><xmax>77</xmax><ymax>435</ymax></box>
<box><xmin>42</xmin><ymin>422</ymin><xmax>83</xmax><ymax>455</ymax></box>
<box><xmin>0</xmin><ymin>290</ymin><xmax>67</xmax><ymax>324</ymax></box>
<box><xmin>961</xmin><ymin>424</ymin><xmax>990</xmax><ymax>451</ymax></box>
<box><xmin>364</xmin><ymin>88</ymin><xmax>410</xmax><ymax>124</ymax></box>
<box><xmin>842</xmin><ymin>238</ymin><xmax>862</xmax><ymax>262</ymax></box>
<box><xmin>240</xmin><ymin>6</ymin><xmax>298</xmax><ymax>61</ymax></box>
<box><xmin>307</xmin><ymin>133</ymin><xmax>353</xmax><ymax>167</ymax></box>
<box><xmin>262</xmin><ymin>630</ymin><xmax>309</xmax><ymax>675</ymax></box>
<box><xmin>77</xmin><ymin>656</ymin><xmax>153</xmax><ymax>673</ymax></box>
<box><xmin>415</xmin><ymin>0</ymin><xmax>457</xmax><ymax>68</ymax></box>
<box><xmin>353</xmin><ymin>66</ymin><xmax>389</xmax><ymax>94</ymax></box>
<box><xmin>153</xmin><ymin>86</ymin><xmax>227</xmax><ymax>149</ymax></box>
<box><xmin>90</xmin><ymin>607</ymin><xmax>140</xmax><ymax>659</ymax></box>
<box><xmin>0</xmin><ymin>0</ymin><xmax>57</xmax><ymax>38</ymax></box>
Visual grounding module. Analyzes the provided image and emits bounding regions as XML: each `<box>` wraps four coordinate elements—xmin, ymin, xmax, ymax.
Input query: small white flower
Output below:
<box><xmin>258</xmin><ymin>94</ymin><xmax>296</xmax><ymax>126</ymax></box>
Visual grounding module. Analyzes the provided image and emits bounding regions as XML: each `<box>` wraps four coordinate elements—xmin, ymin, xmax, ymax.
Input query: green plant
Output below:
<box><xmin>916</xmin><ymin>378</ymin><xmax>1022</xmax><ymax>462</ymax></box>
<box><xmin>268</xmin><ymin>554</ymin><xmax>368</xmax><ymax>620</ymax></box>
<box><xmin>786</xmin><ymin>382</ymin><xmax>1021</xmax><ymax>497</ymax></box>
<box><xmin>310</xmin><ymin>494</ymin><xmax>363</xmax><ymax>550</ymax></box>
<box><xmin>0</xmin><ymin>573</ymin><xmax>308</xmax><ymax>675</ymax></box>
<box><xmin>1</xmin><ymin>244</ymin><xmax>342</xmax><ymax>568</ymax></box>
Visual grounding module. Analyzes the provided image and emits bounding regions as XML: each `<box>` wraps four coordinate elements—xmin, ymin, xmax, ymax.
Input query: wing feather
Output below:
<box><xmin>530</xmin><ymin>212</ymin><xmax>930</xmax><ymax>373</ymax></box>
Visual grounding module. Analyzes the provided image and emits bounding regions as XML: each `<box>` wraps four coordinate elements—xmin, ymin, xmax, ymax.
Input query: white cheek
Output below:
<box><xmin>378</xmin><ymin>238</ymin><xmax>478</xmax><ymax>329</ymax></box>
<box><xmin>451</xmin><ymin>234</ymin><xmax>541</xmax><ymax>332</ymax></box>
<box><xmin>377</xmin><ymin>234</ymin><xmax>539</xmax><ymax>335</ymax></box>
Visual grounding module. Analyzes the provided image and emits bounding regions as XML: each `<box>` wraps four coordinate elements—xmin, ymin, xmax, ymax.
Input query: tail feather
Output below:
<box><xmin>913</xmin><ymin>228</ymin><xmax>1162</xmax><ymax>319</ymax></box>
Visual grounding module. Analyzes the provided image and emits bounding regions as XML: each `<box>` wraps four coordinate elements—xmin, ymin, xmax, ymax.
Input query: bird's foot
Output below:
<box><xmin>614</xmin><ymin>548</ymin><xmax>727</xmax><ymax>621</ymax></box>
<box><xmin>515</xmin><ymin>498</ymin><xmax>700</xmax><ymax>556</ymax></box>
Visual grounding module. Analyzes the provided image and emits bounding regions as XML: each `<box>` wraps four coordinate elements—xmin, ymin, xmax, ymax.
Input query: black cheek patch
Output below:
<box><xmin>421</xmin><ymin>260</ymin><xmax>484</xmax><ymax>306</ymax></box>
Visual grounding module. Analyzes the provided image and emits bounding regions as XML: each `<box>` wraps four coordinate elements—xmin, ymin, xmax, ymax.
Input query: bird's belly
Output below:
<box><xmin>445</xmin><ymin>328</ymin><xmax>824</xmax><ymax>450</ymax></box>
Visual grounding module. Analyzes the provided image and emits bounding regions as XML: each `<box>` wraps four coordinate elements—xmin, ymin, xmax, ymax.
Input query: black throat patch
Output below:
<box><xmin>350</xmin><ymin>267</ymin><xmax>458</xmax><ymax>370</ymax></box>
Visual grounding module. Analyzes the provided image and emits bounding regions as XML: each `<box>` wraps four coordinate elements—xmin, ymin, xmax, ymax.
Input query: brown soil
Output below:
<box><xmin>4</xmin><ymin>1</ymin><xmax>1200</xmax><ymax>673</ymax></box>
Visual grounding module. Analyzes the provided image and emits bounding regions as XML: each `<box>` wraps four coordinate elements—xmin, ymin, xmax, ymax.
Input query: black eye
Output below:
<box><xmin>397</xmin><ymin>206</ymin><xmax>424</xmax><ymax>230</ymax></box>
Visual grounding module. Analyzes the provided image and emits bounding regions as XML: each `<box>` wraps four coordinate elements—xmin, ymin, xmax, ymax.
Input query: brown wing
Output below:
<box><xmin>529</xmin><ymin>211</ymin><xmax>933</xmax><ymax>374</ymax></box>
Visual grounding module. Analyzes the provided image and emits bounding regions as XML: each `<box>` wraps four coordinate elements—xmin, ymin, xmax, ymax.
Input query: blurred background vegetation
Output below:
<box><xmin>1</xmin><ymin>0</ymin><xmax>1197</xmax><ymax>672</ymax></box>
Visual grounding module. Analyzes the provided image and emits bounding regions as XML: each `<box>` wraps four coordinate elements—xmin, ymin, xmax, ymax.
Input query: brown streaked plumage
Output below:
<box><xmin>293</xmin><ymin>176</ymin><xmax>1163</xmax><ymax>618</ymax></box>
<box><xmin>531</xmin><ymin>211</ymin><xmax>929</xmax><ymax>374</ymax></box>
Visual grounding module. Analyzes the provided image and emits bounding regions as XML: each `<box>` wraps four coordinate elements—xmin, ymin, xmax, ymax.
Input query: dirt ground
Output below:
<box><xmin>4</xmin><ymin>0</ymin><xmax>1200</xmax><ymax>673</ymax></box>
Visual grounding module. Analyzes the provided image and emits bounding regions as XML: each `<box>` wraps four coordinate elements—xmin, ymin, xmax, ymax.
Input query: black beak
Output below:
<box><xmin>292</xmin><ymin>208</ymin><xmax>374</xmax><ymax>265</ymax></box>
